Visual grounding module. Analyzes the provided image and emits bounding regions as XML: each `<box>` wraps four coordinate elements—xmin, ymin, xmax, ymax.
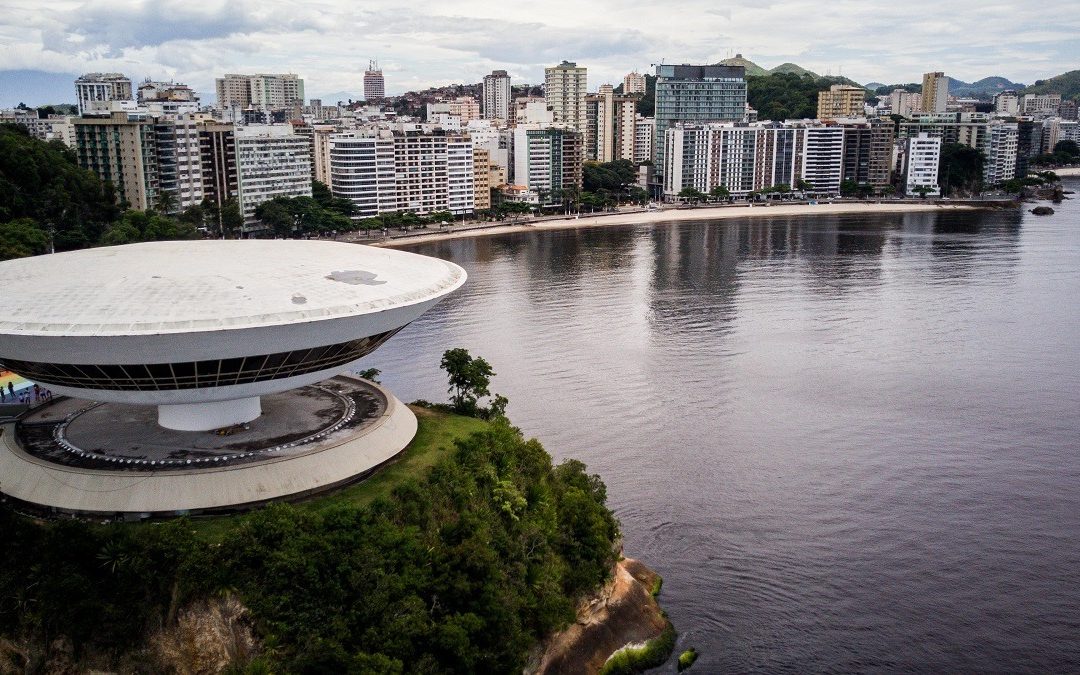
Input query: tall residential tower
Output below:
<box><xmin>921</xmin><ymin>72</ymin><xmax>949</xmax><ymax>114</ymax></box>
<box><xmin>544</xmin><ymin>61</ymin><xmax>588</xmax><ymax>132</ymax></box>
<box><xmin>482</xmin><ymin>70</ymin><xmax>511</xmax><ymax>121</ymax></box>
<box><xmin>364</xmin><ymin>61</ymin><xmax>386</xmax><ymax>100</ymax></box>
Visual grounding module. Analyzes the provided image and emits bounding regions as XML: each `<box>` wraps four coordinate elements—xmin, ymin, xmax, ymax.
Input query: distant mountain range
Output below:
<box><xmin>947</xmin><ymin>76</ymin><xmax>1025</xmax><ymax>96</ymax></box>
<box><xmin>715</xmin><ymin>55</ymin><xmax>820</xmax><ymax>79</ymax></box>
<box><xmin>710</xmin><ymin>56</ymin><xmax>1035</xmax><ymax>98</ymax></box>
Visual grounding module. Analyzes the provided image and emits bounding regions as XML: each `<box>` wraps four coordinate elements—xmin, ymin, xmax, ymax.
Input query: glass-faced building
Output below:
<box><xmin>654</xmin><ymin>65</ymin><xmax>747</xmax><ymax>185</ymax></box>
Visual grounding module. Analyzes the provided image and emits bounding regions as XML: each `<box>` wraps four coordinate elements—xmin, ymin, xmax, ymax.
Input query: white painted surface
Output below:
<box><xmin>0</xmin><ymin>382</ymin><xmax>418</xmax><ymax>514</ymax></box>
<box><xmin>158</xmin><ymin>396</ymin><xmax>261</xmax><ymax>431</ymax></box>
<box><xmin>0</xmin><ymin>240</ymin><xmax>465</xmax><ymax>337</ymax></box>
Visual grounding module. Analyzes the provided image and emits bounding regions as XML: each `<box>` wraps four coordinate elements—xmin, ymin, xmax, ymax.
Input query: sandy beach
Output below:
<box><xmin>373</xmin><ymin>201</ymin><xmax>1000</xmax><ymax>248</ymax></box>
<box><xmin>1052</xmin><ymin>167</ymin><xmax>1080</xmax><ymax>177</ymax></box>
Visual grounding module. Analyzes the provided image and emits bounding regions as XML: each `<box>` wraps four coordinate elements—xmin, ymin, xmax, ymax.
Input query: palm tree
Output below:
<box><xmin>156</xmin><ymin>190</ymin><xmax>178</xmax><ymax>215</ymax></box>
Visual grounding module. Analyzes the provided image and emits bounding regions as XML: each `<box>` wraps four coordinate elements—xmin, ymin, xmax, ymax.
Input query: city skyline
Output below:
<box><xmin>1</xmin><ymin>0</ymin><xmax>1078</xmax><ymax>107</ymax></box>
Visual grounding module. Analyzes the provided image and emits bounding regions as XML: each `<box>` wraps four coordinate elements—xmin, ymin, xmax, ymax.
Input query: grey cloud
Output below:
<box><xmin>359</xmin><ymin>12</ymin><xmax>651</xmax><ymax>65</ymax></box>
<box><xmin>41</xmin><ymin>1</ymin><xmax>320</xmax><ymax>55</ymax></box>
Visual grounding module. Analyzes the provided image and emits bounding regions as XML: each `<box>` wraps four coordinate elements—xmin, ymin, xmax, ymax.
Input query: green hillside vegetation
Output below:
<box><xmin>874</xmin><ymin>83</ymin><xmax>921</xmax><ymax>95</ymax></box>
<box><xmin>747</xmin><ymin>72</ymin><xmax>861</xmax><ymax>121</ymax></box>
<box><xmin>769</xmin><ymin>62</ymin><xmax>819</xmax><ymax>78</ymax></box>
<box><xmin>0</xmin><ymin>123</ymin><xmax>203</xmax><ymax>259</ymax></box>
<box><xmin>717</xmin><ymin>55</ymin><xmax>770</xmax><ymax>78</ymax></box>
<box><xmin>0</xmin><ymin>407</ymin><xmax>621</xmax><ymax>672</ymax></box>
<box><xmin>953</xmin><ymin>76</ymin><xmax>1024</xmax><ymax>96</ymax></box>
<box><xmin>1023</xmin><ymin>70</ymin><xmax>1080</xmax><ymax>100</ymax></box>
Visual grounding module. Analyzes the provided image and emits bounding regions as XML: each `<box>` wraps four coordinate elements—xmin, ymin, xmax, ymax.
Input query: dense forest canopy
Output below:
<box><xmin>746</xmin><ymin>73</ymin><xmax>859</xmax><ymax>121</ymax></box>
<box><xmin>0</xmin><ymin>416</ymin><xmax>620</xmax><ymax>673</ymax></box>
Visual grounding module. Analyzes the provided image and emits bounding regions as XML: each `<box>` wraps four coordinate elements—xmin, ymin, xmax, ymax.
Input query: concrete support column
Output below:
<box><xmin>157</xmin><ymin>397</ymin><xmax>261</xmax><ymax>431</ymax></box>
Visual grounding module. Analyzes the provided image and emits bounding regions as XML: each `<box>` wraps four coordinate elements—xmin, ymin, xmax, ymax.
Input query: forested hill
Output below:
<box><xmin>747</xmin><ymin>72</ymin><xmax>861</xmax><ymax>121</ymax></box>
<box><xmin>0</xmin><ymin>411</ymin><xmax>622</xmax><ymax>673</ymax></box>
<box><xmin>1023</xmin><ymin>70</ymin><xmax>1080</xmax><ymax>100</ymax></box>
<box><xmin>0</xmin><ymin>123</ymin><xmax>201</xmax><ymax>259</ymax></box>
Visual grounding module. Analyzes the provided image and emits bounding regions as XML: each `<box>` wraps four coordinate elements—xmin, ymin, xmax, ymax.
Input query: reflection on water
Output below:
<box><xmin>361</xmin><ymin>197</ymin><xmax>1078</xmax><ymax>672</ymax></box>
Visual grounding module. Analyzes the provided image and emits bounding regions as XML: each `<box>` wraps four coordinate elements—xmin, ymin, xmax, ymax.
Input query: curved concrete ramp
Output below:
<box><xmin>0</xmin><ymin>376</ymin><xmax>416</xmax><ymax>517</ymax></box>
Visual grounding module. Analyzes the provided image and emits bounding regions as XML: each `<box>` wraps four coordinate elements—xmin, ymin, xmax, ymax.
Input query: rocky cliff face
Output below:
<box><xmin>531</xmin><ymin>558</ymin><xmax>669</xmax><ymax>675</ymax></box>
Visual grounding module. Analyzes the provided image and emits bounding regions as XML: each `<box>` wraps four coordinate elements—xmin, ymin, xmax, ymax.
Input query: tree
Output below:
<box><xmin>178</xmin><ymin>203</ymin><xmax>204</xmax><ymax>229</ymax></box>
<box><xmin>939</xmin><ymin>142</ymin><xmax>985</xmax><ymax>196</ymax></box>
<box><xmin>155</xmin><ymin>190</ymin><xmax>178</xmax><ymax>215</ymax></box>
<box><xmin>356</xmin><ymin>368</ymin><xmax>381</xmax><ymax>383</ymax></box>
<box><xmin>913</xmin><ymin>185</ymin><xmax>933</xmax><ymax>199</ymax></box>
<box><xmin>1000</xmin><ymin>178</ymin><xmax>1025</xmax><ymax>195</ymax></box>
<box><xmin>747</xmin><ymin>72</ymin><xmax>860</xmax><ymax>121</ymax></box>
<box><xmin>709</xmin><ymin>185</ymin><xmax>731</xmax><ymax>202</ymax></box>
<box><xmin>583</xmin><ymin>159</ymin><xmax>636</xmax><ymax>195</ymax></box>
<box><xmin>220</xmin><ymin>198</ymin><xmax>244</xmax><ymax>238</ymax></box>
<box><xmin>0</xmin><ymin>218</ymin><xmax>49</xmax><ymax>260</ymax></box>
<box><xmin>311</xmin><ymin>179</ymin><xmax>333</xmax><ymax>206</ymax></box>
<box><xmin>795</xmin><ymin>179</ymin><xmax>813</xmax><ymax>193</ymax></box>
<box><xmin>1054</xmin><ymin>140</ymin><xmax>1079</xmax><ymax>158</ymax></box>
<box><xmin>255</xmin><ymin>198</ymin><xmax>295</xmax><ymax>237</ymax></box>
<box><xmin>0</xmin><ymin>123</ymin><xmax>116</xmax><ymax>249</ymax></box>
<box><xmin>677</xmin><ymin>186</ymin><xmax>706</xmax><ymax>203</ymax></box>
<box><xmin>440</xmin><ymin>348</ymin><xmax>495</xmax><ymax>416</ymax></box>
<box><xmin>839</xmin><ymin>179</ymin><xmax>859</xmax><ymax>197</ymax></box>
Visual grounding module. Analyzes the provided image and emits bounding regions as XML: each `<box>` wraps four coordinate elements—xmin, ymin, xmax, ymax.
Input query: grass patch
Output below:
<box><xmin>678</xmin><ymin>647</ymin><xmax>698</xmax><ymax>671</ymax></box>
<box><xmin>599</xmin><ymin>619</ymin><xmax>677</xmax><ymax>675</ymax></box>
<box><xmin>181</xmin><ymin>406</ymin><xmax>487</xmax><ymax>540</ymax></box>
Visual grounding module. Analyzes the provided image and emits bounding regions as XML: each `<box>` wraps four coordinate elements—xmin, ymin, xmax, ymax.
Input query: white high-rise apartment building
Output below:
<box><xmin>512</xmin><ymin>97</ymin><xmax>553</xmax><ymax>126</ymax></box>
<box><xmin>75</xmin><ymin>73</ymin><xmax>134</xmax><ymax>115</ymax></box>
<box><xmin>634</xmin><ymin>116</ymin><xmax>654</xmax><ymax>164</ymax></box>
<box><xmin>483</xmin><ymin>70</ymin><xmax>511</xmax><ymax>121</ymax></box>
<box><xmin>1022</xmin><ymin>93</ymin><xmax>1063</xmax><ymax>116</ymax></box>
<box><xmin>623</xmin><ymin>71</ymin><xmax>646</xmax><ymax>95</ymax></box>
<box><xmin>234</xmin><ymin>125</ymin><xmax>313</xmax><ymax>226</ymax></box>
<box><xmin>921</xmin><ymin>72</ymin><xmax>949</xmax><ymax>115</ymax></box>
<box><xmin>512</xmin><ymin>126</ymin><xmax>584</xmax><ymax>205</ymax></box>
<box><xmin>890</xmin><ymin>89</ymin><xmax>921</xmax><ymax>117</ymax></box>
<box><xmin>328</xmin><ymin>130</ymin><xmax>475</xmax><ymax>218</ymax></box>
<box><xmin>328</xmin><ymin>131</ymin><xmax>397</xmax><ymax>218</ymax></box>
<box><xmin>447</xmin><ymin>137</ymin><xmax>475</xmax><ymax>215</ymax></box>
<box><xmin>663</xmin><ymin>121</ymin><xmax>850</xmax><ymax>198</ymax></box>
<box><xmin>801</xmin><ymin>126</ymin><xmax>845</xmax><ymax>195</ymax></box>
<box><xmin>585</xmin><ymin>85</ymin><xmax>638</xmax><ymax>162</ymax></box>
<box><xmin>903</xmin><ymin>132</ymin><xmax>941</xmax><ymax>196</ymax></box>
<box><xmin>994</xmin><ymin>91</ymin><xmax>1020</xmax><ymax>115</ymax></box>
<box><xmin>984</xmin><ymin>123</ymin><xmax>1018</xmax><ymax>185</ymax></box>
<box><xmin>154</xmin><ymin>117</ymin><xmax>205</xmax><ymax>210</ymax></box>
<box><xmin>466</xmin><ymin>120</ymin><xmax>511</xmax><ymax>172</ymax></box>
<box><xmin>545</xmin><ymin>61</ymin><xmax>588</xmax><ymax>132</ymax></box>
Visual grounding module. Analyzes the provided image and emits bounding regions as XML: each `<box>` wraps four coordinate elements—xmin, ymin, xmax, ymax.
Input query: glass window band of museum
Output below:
<box><xmin>0</xmin><ymin>328</ymin><xmax>401</xmax><ymax>392</ymax></box>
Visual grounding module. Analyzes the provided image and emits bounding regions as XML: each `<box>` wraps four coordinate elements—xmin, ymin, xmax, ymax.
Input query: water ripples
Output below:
<box><xmin>363</xmin><ymin>190</ymin><xmax>1080</xmax><ymax>671</ymax></box>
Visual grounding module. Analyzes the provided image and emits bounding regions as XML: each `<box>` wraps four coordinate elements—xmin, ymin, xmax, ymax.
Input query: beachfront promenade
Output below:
<box><xmin>351</xmin><ymin>198</ymin><xmax>1016</xmax><ymax>248</ymax></box>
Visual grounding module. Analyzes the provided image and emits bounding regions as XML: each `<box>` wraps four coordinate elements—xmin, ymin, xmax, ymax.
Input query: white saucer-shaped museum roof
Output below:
<box><xmin>0</xmin><ymin>240</ymin><xmax>466</xmax><ymax>337</ymax></box>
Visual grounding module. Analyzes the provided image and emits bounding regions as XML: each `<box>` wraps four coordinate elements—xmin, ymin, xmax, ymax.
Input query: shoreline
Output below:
<box><xmin>370</xmin><ymin>201</ymin><xmax>1006</xmax><ymax>248</ymax></box>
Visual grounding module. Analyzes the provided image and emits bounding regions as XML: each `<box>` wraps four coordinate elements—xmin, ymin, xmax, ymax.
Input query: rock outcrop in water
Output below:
<box><xmin>530</xmin><ymin>558</ymin><xmax>671</xmax><ymax>674</ymax></box>
<box><xmin>1031</xmin><ymin>206</ymin><xmax>1056</xmax><ymax>215</ymax></box>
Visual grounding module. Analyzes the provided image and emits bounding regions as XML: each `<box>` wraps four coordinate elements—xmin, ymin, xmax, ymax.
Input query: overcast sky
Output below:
<box><xmin>1</xmin><ymin>0</ymin><xmax>1078</xmax><ymax>105</ymax></box>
